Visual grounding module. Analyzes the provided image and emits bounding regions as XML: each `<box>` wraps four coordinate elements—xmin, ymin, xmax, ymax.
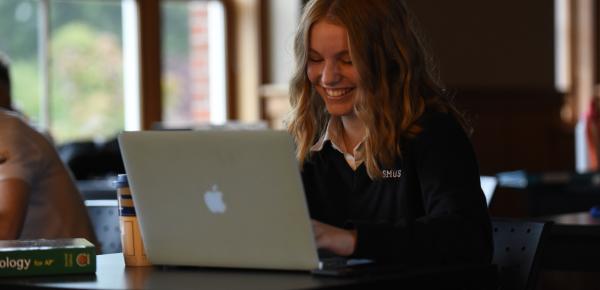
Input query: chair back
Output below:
<box><xmin>85</xmin><ymin>200</ymin><xmax>122</xmax><ymax>254</ymax></box>
<box><xmin>492</xmin><ymin>218</ymin><xmax>552</xmax><ymax>290</ymax></box>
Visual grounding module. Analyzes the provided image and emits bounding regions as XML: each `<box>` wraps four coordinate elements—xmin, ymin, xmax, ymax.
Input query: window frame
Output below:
<box><xmin>34</xmin><ymin>0</ymin><xmax>241</xmax><ymax>132</ymax></box>
<box><xmin>557</xmin><ymin>0</ymin><xmax>598</xmax><ymax>124</ymax></box>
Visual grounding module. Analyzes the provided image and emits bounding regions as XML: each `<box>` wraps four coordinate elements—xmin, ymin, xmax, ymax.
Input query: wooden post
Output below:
<box><xmin>137</xmin><ymin>0</ymin><xmax>162</xmax><ymax>130</ymax></box>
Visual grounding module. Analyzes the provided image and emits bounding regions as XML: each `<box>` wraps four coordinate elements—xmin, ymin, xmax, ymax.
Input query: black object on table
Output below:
<box><xmin>539</xmin><ymin>211</ymin><xmax>600</xmax><ymax>271</ymax></box>
<box><xmin>497</xmin><ymin>170</ymin><xmax>600</xmax><ymax>216</ymax></box>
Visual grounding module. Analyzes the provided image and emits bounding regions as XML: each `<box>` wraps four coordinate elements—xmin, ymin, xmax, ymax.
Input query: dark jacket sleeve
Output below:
<box><xmin>352</xmin><ymin>113</ymin><xmax>493</xmax><ymax>265</ymax></box>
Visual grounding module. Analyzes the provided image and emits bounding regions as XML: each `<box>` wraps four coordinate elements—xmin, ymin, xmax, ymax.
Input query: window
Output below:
<box><xmin>50</xmin><ymin>0</ymin><xmax>124</xmax><ymax>142</ymax></box>
<box><xmin>161</xmin><ymin>0</ymin><xmax>227</xmax><ymax>128</ymax></box>
<box><xmin>0</xmin><ymin>0</ymin><xmax>41</xmax><ymax>124</ymax></box>
<box><xmin>0</xmin><ymin>0</ymin><xmax>125</xmax><ymax>144</ymax></box>
<box><xmin>555</xmin><ymin>0</ymin><xmax>598</xmax><ymax>123</ymax></box>
<box><xmin>1</xmin><ymin>0</ymin><xmax>230</xmax><ymax>141</ymax></box>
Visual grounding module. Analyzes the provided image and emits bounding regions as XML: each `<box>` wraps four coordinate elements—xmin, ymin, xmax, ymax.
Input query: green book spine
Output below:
<box><xmin>0</xmin><ymin>241</ymin><xmax>96</xmax><ymax>277</ymax></box>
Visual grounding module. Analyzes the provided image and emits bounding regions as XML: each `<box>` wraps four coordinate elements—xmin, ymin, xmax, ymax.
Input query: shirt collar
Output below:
<box><xmin>310</xmin><ymin>117</ymin><xmax>366</xmax><ymax>155</ymax></box>
<box><xmin>311</xmin><ymin>117</ymin><xmax>339</xmax><ymax>152</ymax></box>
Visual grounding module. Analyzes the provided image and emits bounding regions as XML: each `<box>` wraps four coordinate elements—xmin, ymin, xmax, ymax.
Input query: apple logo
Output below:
<box><xmin>204</xmin><ymin>184</ymin><xmax>226</xmax><ymax>214</ymax></box>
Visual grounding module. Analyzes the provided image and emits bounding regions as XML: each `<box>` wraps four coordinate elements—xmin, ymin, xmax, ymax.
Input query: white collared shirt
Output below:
<box><xmin>310</xmin><ymin>117</ymin><xmax>365</xmax><ymax>170</ymax></box>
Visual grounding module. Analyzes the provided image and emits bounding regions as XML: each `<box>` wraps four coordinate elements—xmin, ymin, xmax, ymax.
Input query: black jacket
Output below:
<box><xmin>301</xmin><ymin>111</ymin><xmax>493</xmax><ymax>265</ymax></box>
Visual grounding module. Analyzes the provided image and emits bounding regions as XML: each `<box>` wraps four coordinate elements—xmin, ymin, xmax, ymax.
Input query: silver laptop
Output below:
<box><xmin>118</xmin><ymin>130</ymin><xmax>320</xmax><ymax>271</ymax></box>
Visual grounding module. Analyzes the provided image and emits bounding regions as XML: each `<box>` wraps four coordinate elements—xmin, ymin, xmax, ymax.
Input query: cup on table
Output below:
<box><xmin>115</xmin><ymin>174</ymin><xmax>151</xmax><ymax>266</ymax></box>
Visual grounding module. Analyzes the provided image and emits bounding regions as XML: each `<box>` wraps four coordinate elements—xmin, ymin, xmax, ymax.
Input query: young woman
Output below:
<box><xmin>287</xmin><ymin>0</ymin><xmax>492</xmax><ymax>265</ymax></box>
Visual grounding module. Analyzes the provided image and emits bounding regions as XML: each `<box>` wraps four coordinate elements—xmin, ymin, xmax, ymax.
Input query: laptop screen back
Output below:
<box><xmin>118</xmin><ymin>130</ymin><xmax>319</xmax><ymax>270</ymax></box>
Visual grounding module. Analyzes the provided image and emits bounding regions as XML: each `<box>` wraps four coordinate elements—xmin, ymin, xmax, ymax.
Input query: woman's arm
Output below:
<box><xmin>352</xmin><ymin>113</ymin><xmax>493</xmax><ymax>265</ymax></box>
<box><xmin>311</xmin><ymin>219</ymin><xmax>357</xmax><ymax>256</ymax></box>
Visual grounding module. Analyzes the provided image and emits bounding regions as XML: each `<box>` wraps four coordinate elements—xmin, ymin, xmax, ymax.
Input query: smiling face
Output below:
<box><xmin>307</xmin><ymin>20</ymin><xmax>359</xmax><ymax>117</ymax></box>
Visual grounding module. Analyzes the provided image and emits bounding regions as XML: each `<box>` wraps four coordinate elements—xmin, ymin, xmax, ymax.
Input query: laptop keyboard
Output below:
<box><xmin>318</xmin><ymin>257</ymin><xmax>374</xmax><ymax>270</ymax></box>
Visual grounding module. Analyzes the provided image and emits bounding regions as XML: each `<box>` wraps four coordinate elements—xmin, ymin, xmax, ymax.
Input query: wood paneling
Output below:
<box><xmin>454</xmin><ymin>89</ymin><xmax>574</xmax><ymax>174</ymax></box>
<box><xmin>406</xmin><ymin>0</ymin><xmax>555</xmax><ymax>90</ymax></box>
<box><xmin>454</xmin><ymin>89</ymin><xmax>574</xmax><ymax>218</ymax></box>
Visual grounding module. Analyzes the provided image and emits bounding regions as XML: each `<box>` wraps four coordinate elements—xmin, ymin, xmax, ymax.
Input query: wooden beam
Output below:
<box><xmin>137</xmin><ymin>0</ymin><xmax>162</xmax><ymax>130</ymax></box>
<box><xmin>222</xmin><ymin>0</ymin><xmax>238</xmax><ymax>120</ymax></box>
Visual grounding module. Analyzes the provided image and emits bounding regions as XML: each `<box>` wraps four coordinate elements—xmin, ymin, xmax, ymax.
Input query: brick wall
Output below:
<box><xmin>189</xmin><ymin>2</ymin><xmax>210</xmax><ymax>122</ymax></box>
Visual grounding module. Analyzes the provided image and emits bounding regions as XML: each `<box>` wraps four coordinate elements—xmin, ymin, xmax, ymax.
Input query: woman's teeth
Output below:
<box><xmin>325</xmin><ymin>88</ymin><xmax>353</xmax><ymax>97</ymax></box>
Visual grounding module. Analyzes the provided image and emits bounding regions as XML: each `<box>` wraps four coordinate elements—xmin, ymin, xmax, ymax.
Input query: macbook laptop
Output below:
<box><xmin>118</xmin><ymin>130</ymin><xmax>372</xmax><ymax>273</ymax></box>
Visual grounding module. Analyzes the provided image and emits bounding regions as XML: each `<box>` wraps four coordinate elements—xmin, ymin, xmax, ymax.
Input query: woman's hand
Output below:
<box><xmin>311</xmin><ymin>219</ymin><xmax>357</xmax><ymax>256</ymax></box>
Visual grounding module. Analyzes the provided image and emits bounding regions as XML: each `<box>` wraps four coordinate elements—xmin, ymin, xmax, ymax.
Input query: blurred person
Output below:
<box><xmin>0</xmin><ymin>53</ymin><xmax>97</xmax><ymax>245</ymax></box>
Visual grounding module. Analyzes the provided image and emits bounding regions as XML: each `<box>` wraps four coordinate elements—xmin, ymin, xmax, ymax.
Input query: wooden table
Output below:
<box><xmin>541</xmin><ymin>211</ymin><xmax>600</xmax><ymax>270</ymax></box>
<box><xmin>0</xmin><ymin>254</ymin><xmax>497</xmax><ymax>290</ymax></box>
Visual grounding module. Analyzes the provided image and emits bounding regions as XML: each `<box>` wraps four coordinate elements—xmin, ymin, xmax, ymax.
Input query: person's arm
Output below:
<box><xmin>0</xmin><ymin>178</ymin><xmax>29</xmax><ymax>239</ymax></box>
<box><xmin>312</xmin><ymin>219</ymin><xmax>357</xmax><ymax>256</ymax></box>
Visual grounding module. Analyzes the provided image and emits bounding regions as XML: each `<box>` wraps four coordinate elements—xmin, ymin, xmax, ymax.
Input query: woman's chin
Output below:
<box><xmin>325</xmin><ymin>105</ymin><xmax>354</xmax><ymax>117</ymax></box>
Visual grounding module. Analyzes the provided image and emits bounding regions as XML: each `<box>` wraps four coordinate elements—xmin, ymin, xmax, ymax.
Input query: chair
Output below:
<box><xmin>85</xmin><ymin>200</ymin><xmax>122</xmax><ymax>254</ymax></box>
<box><xmin>492</xmin><ymin>218</ymin><xmax>552</xmax><ymax>290</ymax></box>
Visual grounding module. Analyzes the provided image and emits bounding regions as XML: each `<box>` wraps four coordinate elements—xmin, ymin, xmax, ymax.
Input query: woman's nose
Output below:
<box><xmin>320</xmin><ymin>62</ymin><xmax>340</xmax><ymax>86</ymax></box>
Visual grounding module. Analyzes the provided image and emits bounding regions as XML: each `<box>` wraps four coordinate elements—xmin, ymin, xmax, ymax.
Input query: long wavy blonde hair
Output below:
<box><xmin>288</xmin><ymin>0</ymin><xmax>467</xmax><ymax>179</ymax></box>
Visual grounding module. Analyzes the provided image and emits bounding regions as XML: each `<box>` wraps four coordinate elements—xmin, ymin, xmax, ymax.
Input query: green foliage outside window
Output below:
<box><xmin>1</xmin><ymin>0</ymin><xmax>208</xmax><ymax>143</ymax></box>
<box><xmin>0</xmin><ymin>0</ymin><xmax>124</xmax><ymax>144</ymax></box>
<box><xmin>50</xmin><ymin>22</ymin><xmax>124</xmax><ymax>142</ymax></box>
